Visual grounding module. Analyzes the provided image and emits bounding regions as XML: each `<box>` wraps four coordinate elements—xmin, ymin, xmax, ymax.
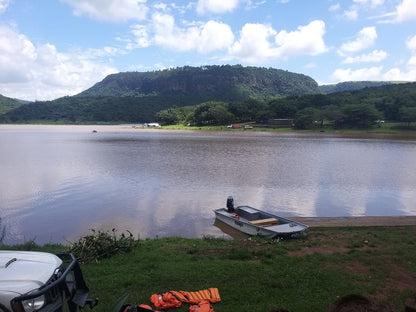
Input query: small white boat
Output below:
<box><xmin>214</xmin><ymin>196</ymin><xmax>308</xmax><ymax>238</ymax></box>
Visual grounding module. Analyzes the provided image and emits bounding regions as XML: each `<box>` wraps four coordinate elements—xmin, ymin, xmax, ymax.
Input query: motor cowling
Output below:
<box><xmin>226</xmin><ymin>196</ymin><xmax>234</xmax><ymax>212</ymax></box>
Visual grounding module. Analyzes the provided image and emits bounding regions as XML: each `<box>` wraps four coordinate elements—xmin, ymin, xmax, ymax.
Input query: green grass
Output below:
<box><xmin>2</xmin><ymin>227</ymin><xmax>416</xmax><ymax>312</ymax></box>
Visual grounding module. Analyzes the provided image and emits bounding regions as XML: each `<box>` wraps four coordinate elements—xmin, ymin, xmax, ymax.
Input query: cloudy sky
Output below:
<box><xmin>0</xmin><ymin>0</ymin><xmax>416</xmax><ymax>101</ymax></box>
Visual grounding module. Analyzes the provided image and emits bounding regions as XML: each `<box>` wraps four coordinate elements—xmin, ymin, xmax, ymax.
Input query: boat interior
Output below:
<box><xmin>235</xmin><ymin>206</ymin><xmax>286</xmax><ymax>226</ymax></box>
<box><xmin>224</xmin><ymin>196</ymin><xmax>292</xmax><ymax>228</ymax></box>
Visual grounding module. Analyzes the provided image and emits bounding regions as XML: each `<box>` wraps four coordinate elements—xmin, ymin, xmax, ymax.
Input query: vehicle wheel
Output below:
<box><xmin>0</xmin><ymin>303</ymin><xmax>11</xmax><ymax>312</ymax></box>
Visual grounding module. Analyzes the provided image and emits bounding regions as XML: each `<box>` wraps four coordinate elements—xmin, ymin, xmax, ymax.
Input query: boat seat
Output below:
<box><xmin>250</xmin><ymin>218</ymin><xmax>279</xmax><ymax>226</ymax></box>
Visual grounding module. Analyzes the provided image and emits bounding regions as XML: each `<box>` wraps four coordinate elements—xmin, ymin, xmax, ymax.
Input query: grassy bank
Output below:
<box><xmin>2</xmin><ymin>226</ymin><xmax>416</xmax><ymax>311</ymax></box>
<box><xmin>161</xmin><ymin>122</ymin><xmax>416</xmax><ymax>138</ymax></box>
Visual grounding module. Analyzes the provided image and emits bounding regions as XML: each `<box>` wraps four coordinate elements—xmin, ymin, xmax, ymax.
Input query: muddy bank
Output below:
<box><xmin>291</xmin><ymin>216</ymin><xmax>416</xmax><ymax>227</ymax></box>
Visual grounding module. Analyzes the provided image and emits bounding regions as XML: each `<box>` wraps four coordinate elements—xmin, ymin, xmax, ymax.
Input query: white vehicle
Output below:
<box><xmin>0</xmin><ymin>251</ymin><xmax>97</xmax><ymax>312</ymax></box>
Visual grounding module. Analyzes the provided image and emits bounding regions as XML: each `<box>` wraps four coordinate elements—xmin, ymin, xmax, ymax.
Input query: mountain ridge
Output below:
<box><xmin>78</xmin><ymin>65</ymin><xmax>321</xmax><ymax>100</ymax></box>
<box><xmin>319</xmin><ymin>81</ymin><xmax>406</xmax><ymax>94</ymax></box>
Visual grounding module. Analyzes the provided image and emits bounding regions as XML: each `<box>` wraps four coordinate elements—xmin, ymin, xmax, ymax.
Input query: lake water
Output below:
<box><xmin>1</xmin><ymin>125</ymin><xmax>416</xmax><ymax>245</ymax></box>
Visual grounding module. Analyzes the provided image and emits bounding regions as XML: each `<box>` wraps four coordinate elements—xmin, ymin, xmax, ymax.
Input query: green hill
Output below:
<box><xmin>0</xmin><ymin>65</ymin><xmax>320</xmax><ymax>123</ymax></box>
<box><xmin>319</xmin><ymin>81</ymin><xmax>400</xmax><ymax>94</ymax></box>
<box><xmin>1</xmin><ymin>65</ymin><xmax>414</xmax><ymax>126</ymax></box>
<box><xmin>79</xmin><ymin>65</ymin><xmax>320</xmax><ymax>99</ymax></box>
<box><xmin>0</xmin><ymin>94</ymin><xmax>28</xmax><ymax>114</ymax></box>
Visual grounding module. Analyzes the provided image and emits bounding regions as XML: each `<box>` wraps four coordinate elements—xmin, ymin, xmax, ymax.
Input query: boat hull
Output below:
<box><xmin>214</xmin><ymin>206</ymin><xmax>308</xmax><ymax>238</ymax></box>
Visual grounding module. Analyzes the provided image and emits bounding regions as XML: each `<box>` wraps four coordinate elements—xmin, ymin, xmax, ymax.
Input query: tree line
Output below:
<box><xmin>156</xmin><ymin>82</ymin><xmax>416</xmax><ymax>129</ymax></box>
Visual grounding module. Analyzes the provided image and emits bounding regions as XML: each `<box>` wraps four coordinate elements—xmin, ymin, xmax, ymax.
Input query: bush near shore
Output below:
<box><xmin>1</xmin><ymin>226</ymin><xmax>416</xmax><ymax>312</ymax></box>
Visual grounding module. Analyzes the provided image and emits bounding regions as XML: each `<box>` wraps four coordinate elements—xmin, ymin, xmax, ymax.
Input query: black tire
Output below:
<box><xmin>0</xmin><ymin>303</ymin><xmax>11</xmax><ymax>312</ymax></box>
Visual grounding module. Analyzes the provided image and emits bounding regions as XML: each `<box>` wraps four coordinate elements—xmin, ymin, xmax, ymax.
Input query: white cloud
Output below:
<box><xmin>196</xmin><ymin>0</ymin><xmax>240</xmax><ymax>14</ymax></box>
<box><xmin>275</xmin><ymin>20</ymin><xmax>327</xmax><ymax>56</ymax></box>
<box><xmin>60</xmin><ymin>0</ymin><xmax>148</xmax><ymax>22</ymax></box>
<box><xmin>151</xmin><ymin>13</ymin><xmax>234</xmax><ymax>53</ymax></box>
<box><xmin>406</xmin><ymin>35</ymin><xmax>416</xmax><ymax>69</ymax></box>
<box><xmin>199</xmin><ymin>21</ymin><xmax>235</xmax><ymax>53</ymax></box>
<box><xmin>332</xmin><ymin>66</ymin><xmax>383</xmax><ymax>82</ymax></box>
<box><xmin>353</xmin><ymin>0</ymin><xmax>384</xmax><ymax>7</ymax></box>
<box><xmin>230</xmin><ymin>20</ymin><xmax>327</xmax><ymax>63</ymax></box>
<box><xmin>406</xmin><ymin>35</ymin><xmax>416</xmax><ymax>51</ymax></box>
<box><xmin>407</xmin><ymin>56</ymin><xmax>416</xmax><ymax>68</ymax></box>
<box><xmin>129</xmin><ymin>24</ymin><xmax>151</xmax><ymax>49</ymax></box>
<box><xmin>229</xmin><ymin>23</ymin><xmax>278</xmax><ymax>63</ymax></box>
<box><xmin>0</xmin><ymin>25</ymin><xmax>37</xmax><ymax>84</ymax></box>
<box><xmin>342</xmin><ymin>0</ymin><xmax>385</xmax><ymax>21</ymax></box>
<box><xmin>334</xmin><ymin>34</ymin><xmax>416</xmax><ymax>82</ymax></box>
<box><xmin>0</xmin><ymin>0</ymin><xmax>9</xmax><ymax>13</ymax></box>
<box><xmin>0</xmin><ymin>25</ymin><xmax>117</xmax><ymax>100</ymax></box>
<box><xmin>329</xmin><ymin>3</ymin><xmax>340</xmax><ymax>12</ymax></box>
<box><xmin>338</xmin><ymin>26</ymin><xmax>377</xmax><ymax>55</ymax></box>
<box><xmin>343</xmin><ymin>8</ymin><xmax>358</xmax><ymax>20</ymax></box>
<box><xmin>383</xmin><ymin>67</ymin><xmax>416</xmax><ymax>80</ymax></box>
<box><xmin>342</xmin><ymin>50</ymin><xmax>387</xmax><ymax>63</ymax></box>
<box><xmin>381</xmin><ymin>0</ymin><xmax>416</xmax><ymax>23</ymax></box>
<box><xmin>395</xmin><ymin>0</ymin><xmax>416</xmax><ymax>22</ymax></box>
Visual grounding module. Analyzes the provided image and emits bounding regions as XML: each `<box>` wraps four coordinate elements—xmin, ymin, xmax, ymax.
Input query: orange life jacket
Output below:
<box><xmin>150</xmin><ymin>292</ymin><xmax>181</xmax><ymax>310</ymax></box>
<box><xmin>189</xmin><ymin>299</ymin><xmax>215</xmax><ymax>312</ymax></box>
<box><xmin>138</xmin><ymin>304</ymin><xmax>153</xmax><ymax>311</ymax></box>
<box><xmin>169</xmin><ymin>288</ymin><xmax>221</xmax><ymax>304</ymax></box>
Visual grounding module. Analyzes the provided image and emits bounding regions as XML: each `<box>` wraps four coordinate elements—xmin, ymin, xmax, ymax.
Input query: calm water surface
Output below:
<box><xmin>1</xmin><ymin>125</ymin><xmax>416</xmax><ymax>244</ymax></box>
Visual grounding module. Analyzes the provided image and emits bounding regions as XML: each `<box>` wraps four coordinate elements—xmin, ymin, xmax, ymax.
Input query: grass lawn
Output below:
<box><xmin>3</xmin><ymin>226</ymin><xmax>415</xmax><ymax>312</ymax></box>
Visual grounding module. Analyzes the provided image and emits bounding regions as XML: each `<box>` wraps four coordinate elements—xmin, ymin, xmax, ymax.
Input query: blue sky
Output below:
<box><xmin>0</xmin><ymin>0</ymin><xmax>416</xmax><ymax>101</ymax></box>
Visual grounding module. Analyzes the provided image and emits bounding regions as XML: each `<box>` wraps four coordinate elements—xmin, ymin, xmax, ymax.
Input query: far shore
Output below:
<box><xmin>2</xmin><ymin>123</ymin><xmax>416</xmax><ymax>139</ymax></box>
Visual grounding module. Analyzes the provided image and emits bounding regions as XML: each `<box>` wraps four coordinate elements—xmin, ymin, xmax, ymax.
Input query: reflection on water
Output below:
<box><xmin>1</xmin><ymin>125</ymin><xmax>416</xmax><ymax>244</ymax></box>
<box><xmin>213</xmin><ymin>219</ymin><xmax>250</xmax><ymax>239</ymax></box>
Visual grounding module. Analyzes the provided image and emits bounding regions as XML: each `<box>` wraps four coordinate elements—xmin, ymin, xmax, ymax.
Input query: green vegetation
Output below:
<box><xmin>157</xmin><ymin>82</ymin><xmax>416</xmax><ymax>130</ymax></box>
<box><xmin>1</xmin><ymin>66</ymin><xmax>416</xmax><ymax>131</ymax></box>
<box><xmin>67</xmin><ymin>229</ymin><xmax>136</xmax><ymax>264</ymax></box>
<box><xmin>319</xmin><ymin>81</ymin><xmax>395</xmax><ymax>94</ymax></box>
<box><xmin>0</xmin><ymin>94</ymin><xmax>27</xmax><ymax>114</ymax></box>
<box><xmin>0</xmin><ymin>65</ymin><xmax>320</xmax><ymax>123</ymax></box>
<box><xmin>1</xmin><ymin>226</ymin><xmax>415</xmax><ymax>312</ymax></box>
<box><xmin>79</xmin><ymin>65</ymin><xmax>320</xmax><ymax>98</ymax></box>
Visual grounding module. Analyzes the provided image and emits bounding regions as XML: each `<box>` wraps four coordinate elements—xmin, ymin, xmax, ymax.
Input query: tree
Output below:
<box><xmin>191</xmin><ymin>102</ymin><xmax>234</xmax><ymax>126</ymax></box>
<box><xmin>228</xmin><ymin>99</ymin><xmax>267</xmax><ymax>122</ymax></box>
<box><xmin>294</xmin><ymin>107</ymin><xmax>320</xmax><ymax>129</ymax></box>
<box><xmin>268</xmin><ymin>99</ymin><xmax>298</xmax><ymax>118</ymax></box>
<box><xmin>399</xmin><ymin>106</ymin><xmax>416</xmax><ymax>126</ymax></box>
<box><xmin>337</xmin><ymin>103</ymin><xmax>381</xmax><ymax>128</ymax></box>
<box><xmin>156</xmin><ymin>107</ymin><xmax>181</xmax><ymax>125</ymax></box>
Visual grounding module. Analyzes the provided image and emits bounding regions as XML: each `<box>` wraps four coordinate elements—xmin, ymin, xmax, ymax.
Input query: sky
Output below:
<box><xmin>0</xmin><ymin>0</ymin><xmax>416</xmax><ymax>101</ymax></box>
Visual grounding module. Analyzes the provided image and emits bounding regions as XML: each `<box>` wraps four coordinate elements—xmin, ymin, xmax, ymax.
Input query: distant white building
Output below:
<box><xmin>145</xmin><ymin>123</ymin><xmax>161</xmax><ymax>128</ymax></box>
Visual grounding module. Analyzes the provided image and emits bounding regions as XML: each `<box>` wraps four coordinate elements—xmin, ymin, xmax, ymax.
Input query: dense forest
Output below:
<box><xmin>0</xmin><ymin>65</ymin><xmax>415</xmax><ymax>129</ymax></box>
<box><xmin>157</xmin><ymin>82</ymin><xmax>416</xmax><ymax>129</ymax></box>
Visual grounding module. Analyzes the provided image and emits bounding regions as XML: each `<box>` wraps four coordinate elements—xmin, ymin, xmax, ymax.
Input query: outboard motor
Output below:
<box><xmin>226</xmin><ymin>196</ymin><xmax>235</xmax><ymax>213</ymax></box>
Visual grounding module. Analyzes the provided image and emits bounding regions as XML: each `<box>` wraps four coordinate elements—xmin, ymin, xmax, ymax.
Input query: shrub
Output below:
<box><xmin>68</xmin><ymin>229</ymin><xmax>136</xmax><ymax>263</ymax></box>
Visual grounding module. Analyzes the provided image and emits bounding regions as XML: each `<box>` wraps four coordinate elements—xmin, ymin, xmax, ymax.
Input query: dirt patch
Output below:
<box><xmin>325</xmin><ymin>294</ymin><xmax>397</xmax><ymax>312</ymax></box>
<box><xmin>342</xmin><ymin>260</ymin><xmax>372</xmax><ymax>276</ymax></box>
<box><xmin>328</xmin><ymin>257</ymin><xmax>416</xmax><ymax>307</ymax></box>
<box><xmin>376</xmin><ymin>261</ymin><xmax>416</xmax><ymax>297</ymax></box>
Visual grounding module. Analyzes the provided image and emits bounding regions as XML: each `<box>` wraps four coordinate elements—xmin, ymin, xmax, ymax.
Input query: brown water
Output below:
<box><xmin>1</xmin><ymin>125</ymin><xmax>415</xmax><ymax>244</ymax></box>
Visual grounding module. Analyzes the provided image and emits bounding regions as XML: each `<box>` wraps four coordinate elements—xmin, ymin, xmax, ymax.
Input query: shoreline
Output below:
<box><xmin>291</xmin><ymin>215</ymin><xmax>416</xmax><ymax>227</ymax></box>
<box><xmin>1</xmin><ymin>123</ymin><xmax>416</xmax><ymax>139</ymax></box>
